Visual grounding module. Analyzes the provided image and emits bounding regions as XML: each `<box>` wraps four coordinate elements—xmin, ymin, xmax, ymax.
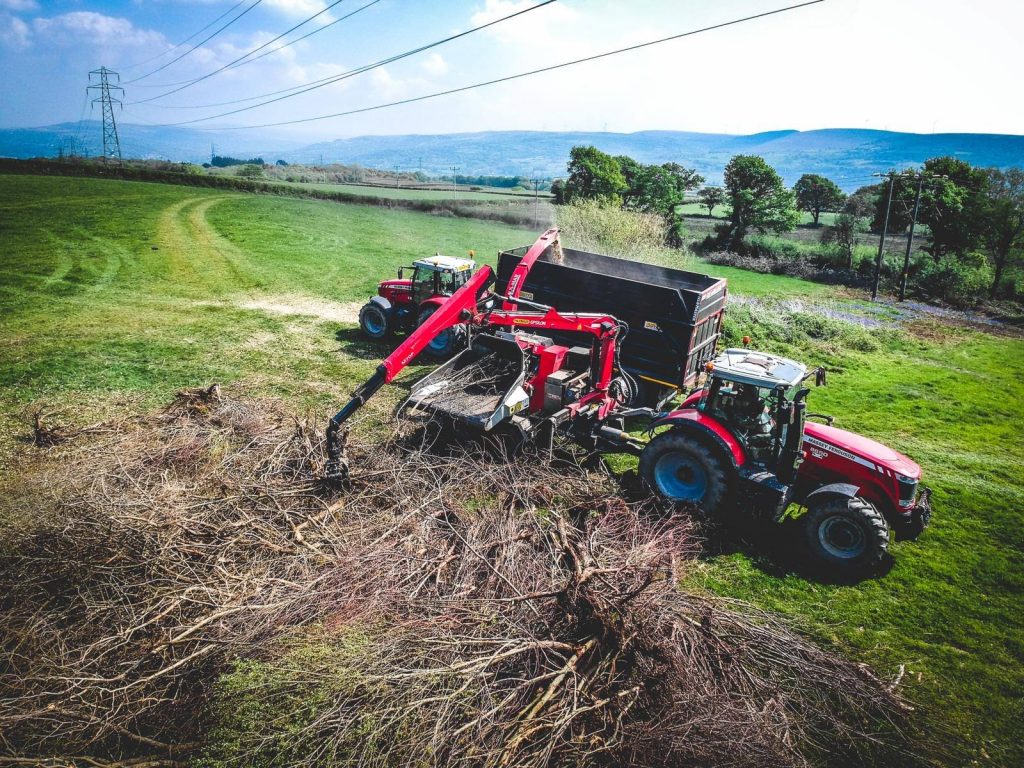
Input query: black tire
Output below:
<box><xmin>359</xmin><ymin>302</ymin><xmax>390</xmax><ymax>340</ymax></box>
<box><xmin>639</xmin><ymin>431</ymin><xmax>731</xmax><ymax>513</ymax></box>
<box><xmin>417</xmin><ymin>305</ymin><xmax>467</xmax><ymax>359</ymax></box>
<box><xmin>801</xmin><ymin>496</ymin><xmax>889</xmax><ymax>579</ymax></box>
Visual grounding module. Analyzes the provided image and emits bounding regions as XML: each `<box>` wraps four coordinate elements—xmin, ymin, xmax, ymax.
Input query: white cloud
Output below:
<box><xmin>264</xmin><ymin>0</ymin><xmax>334</xmax><ymax>22</ymax></box>
<box><xmin>420</xmin><ymin>53</ymin><xmax>448</xmax><ymax>77</ymax></box>
<box><xmin>0</xmin><ymin>0</ymin><xmax>38</xmax><ymax>12</ymax></box>
<box><xmin>33</xmin><ymin>12</ymin><xmax>165</xmax><ymax>48</ymax></box>
<box><xmin>0</xmin><ymin>12</ymin><xmax>29</xmax><ymax>49</ymax></box>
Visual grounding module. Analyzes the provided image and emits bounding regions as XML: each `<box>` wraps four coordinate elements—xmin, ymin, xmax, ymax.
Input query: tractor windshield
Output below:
<box><xmin>438</xmin><ymin>269</ymin><xmax>462</xmax><ymax>296</ymax></box>
<box><xmin>412</xmin><ymin>268</ymin><xmax>438</xmax><ymax>305</ymax></box>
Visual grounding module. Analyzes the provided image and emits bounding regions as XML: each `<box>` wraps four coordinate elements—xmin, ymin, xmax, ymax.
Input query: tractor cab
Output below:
<box><xmin>699</xmin><ymin>349</ymin><xmax>811</xmax><ymax>483</ymax></box>
<box><xmin>361</xmin><ymin>254</ymin><xmax>477</xmax><ymax>353</ymax></box>
<box><xmin>400</xmin><ymin>254</ymin><xmax>477</xmax><ymax>305</ymax></box>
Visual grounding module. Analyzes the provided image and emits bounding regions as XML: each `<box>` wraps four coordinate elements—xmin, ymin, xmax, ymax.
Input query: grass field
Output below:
<box><xmin>1</xmin><ymin>173</ymin><xmax>1022</xmax><ymax>766</ymax></box>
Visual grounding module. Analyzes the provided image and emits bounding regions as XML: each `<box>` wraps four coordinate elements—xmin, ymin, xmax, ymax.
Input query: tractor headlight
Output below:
<box><xmin>896</xmin><ymin>473</ymin><xmax>919</xmax><ymax>508</ymax></box>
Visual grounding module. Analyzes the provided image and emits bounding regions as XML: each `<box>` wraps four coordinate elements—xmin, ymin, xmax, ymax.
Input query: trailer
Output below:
<box><xmin>495</xmin><ymin>243</ymin><xmax>727</xmax><ymax>407</ymax></box>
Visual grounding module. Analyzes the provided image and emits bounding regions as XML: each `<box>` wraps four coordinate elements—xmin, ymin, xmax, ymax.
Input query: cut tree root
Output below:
<box><xmin>0</xmin><ymin>387</ymin><xmax>915</xmax><ymax>768</ymax></box>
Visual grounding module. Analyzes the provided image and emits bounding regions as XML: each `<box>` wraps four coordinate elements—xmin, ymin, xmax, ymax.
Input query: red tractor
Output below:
<box><xmin>642</xmin><ymin>348</ymin><xmax>931</xmax><ymax>577</ymax></box>
<box><xmin>358</xmin><ymin>253</ymin><xmax>477</xmax><ymax>357</ymax></box>
<box><xmin>329</xmin><ymin>231</ymin><xmax>931</xmax><ymax>579</ymax></box>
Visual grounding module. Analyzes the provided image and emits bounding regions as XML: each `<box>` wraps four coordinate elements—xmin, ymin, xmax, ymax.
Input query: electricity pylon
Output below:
<box><xmin>88</xmin><ymin>67</ymin><xmax>124</xmax><ymax>163</ymax></box>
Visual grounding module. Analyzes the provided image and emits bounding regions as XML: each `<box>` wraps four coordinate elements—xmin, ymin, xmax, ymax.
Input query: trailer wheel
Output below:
<box><xmin>801</xmin><ymin>496</ymin><xmax>889</xmax><ymax>579</ymax></box>
<box><xmin>417</xmin><ymin>306</ymin><xmax>467</xmax><ymax>359</ymax></box>
<box><xmin>639</xmin><ymin>432</ymin><xmax>730</xmax><ymax>513</ymax></box>
<box><xmin>359</xmin><ymin>302</ymin><xmax>391</xmax><ymax>340</ymax></box>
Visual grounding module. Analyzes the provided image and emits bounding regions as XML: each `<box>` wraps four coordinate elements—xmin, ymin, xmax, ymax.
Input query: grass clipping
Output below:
<box><xmin>1</xmin><ymin>387</ymin><xmax>909</xmax><ymax>767</ymax></box>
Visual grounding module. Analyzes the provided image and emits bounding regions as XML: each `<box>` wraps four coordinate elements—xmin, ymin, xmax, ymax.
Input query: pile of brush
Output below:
<box><xmin>0</xmin><ymin>386</ymin><xmax>911</xmax><ymax>768</ymax></box>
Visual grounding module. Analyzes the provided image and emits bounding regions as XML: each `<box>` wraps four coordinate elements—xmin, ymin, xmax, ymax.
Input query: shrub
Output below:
<box><xmin>913</xmin><ymin>255</ymin><xmax>993</xmax><ymax>307</ymax></box>
<box><xmin>555</xmin><ymin>199</ymin><xmax>689</xmax><ymax>267</ymax></box>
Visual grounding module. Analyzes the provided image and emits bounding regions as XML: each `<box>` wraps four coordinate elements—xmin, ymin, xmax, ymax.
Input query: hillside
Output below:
<box><xmin>2</xmin><ymin>124</ymin><xmax>1021</xmax><ymax>190</ymax></box>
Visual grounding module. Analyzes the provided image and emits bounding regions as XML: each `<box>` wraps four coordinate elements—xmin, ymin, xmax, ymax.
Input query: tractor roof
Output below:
<box><xmin>412</xmin><ymin>254</ymin><xmax>476</xmax><ymax>272</ymax></box>
<box><xmin>711</xmin><ymin>348</ymin><xmax>807</xmax><ymax>389</ymax></box>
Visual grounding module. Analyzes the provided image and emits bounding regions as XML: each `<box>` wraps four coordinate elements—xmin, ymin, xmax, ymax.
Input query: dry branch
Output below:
<box><xmin>0</xmin><ymin>388</ymin><xmax>913</xmax><ymax>767</ymax></box>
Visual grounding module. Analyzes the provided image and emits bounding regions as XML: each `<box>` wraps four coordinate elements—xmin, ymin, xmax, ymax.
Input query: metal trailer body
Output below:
<box><xmin>495</xmin><ymin>244</ymin><xmax>727</xmax><ymax>406</ymax></box>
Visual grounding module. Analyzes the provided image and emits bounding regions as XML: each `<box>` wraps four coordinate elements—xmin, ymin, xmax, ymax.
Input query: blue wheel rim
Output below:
<box><xmin>654</xmin><ymin>453</ymin><xmax>708</xmax><ymax>501</ymax></box>
<box><xmin>363</xmin><ymin>309</ymin><xmax>386</xmax><ymax>336</ymax></box>
<box><xmin>818</xmin><ymin>516</ymin><xmax>866</xmax><ymax>559</ymax></box>
<box><xmin>427</xmin><ymin>329</ymin><xmax>451</xmax><ymax>352</ymax></box>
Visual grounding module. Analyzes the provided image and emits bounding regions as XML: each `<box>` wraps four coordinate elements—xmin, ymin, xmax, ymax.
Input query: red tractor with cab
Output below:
<box><xmin>358</xmin><ymin>253</ymin><xmax>477</xmax><ymax>357</ymax></box>
<box><xmin>643</xmin><ymin>347</ymin><xmax>931</xmax><ymax>577</ymax></box>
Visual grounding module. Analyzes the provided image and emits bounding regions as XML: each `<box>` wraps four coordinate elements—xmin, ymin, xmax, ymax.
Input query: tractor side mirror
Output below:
<box><xmin>815</xmin><ymin>367</ymin><xmax>827</xmax><ymax>387</ymax></box>
<box><xmin>397</xmin><ymin>267</ymin><xmax>404</xmax><ymax>279</ymax></box>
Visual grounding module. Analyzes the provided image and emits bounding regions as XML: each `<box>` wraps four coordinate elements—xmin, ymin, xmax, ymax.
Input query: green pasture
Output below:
<box><xmin>1</xmin><ymin>173</ymin><xmax>1020</xmax><ymax>766</ymax></box>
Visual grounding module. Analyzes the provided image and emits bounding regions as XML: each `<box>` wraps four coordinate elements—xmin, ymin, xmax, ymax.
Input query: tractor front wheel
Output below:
<box><xmin>801</xmin><ymin>496</ymin><xmax>889</xmax><ymax>579</ymax></box>
<box><xmin>639</xmin><ymin>432</ymin><xmax>730</xmax><ymax>513</ymax></box>
<box><xmin>359</xmin><ymin>302</ymin><xmax>391</xmax><ymax>340</ymax></box>
<box><xmin>417</xmin><ymin>306</ymin><xmax>467</xmax><ymax>359</ymax></box>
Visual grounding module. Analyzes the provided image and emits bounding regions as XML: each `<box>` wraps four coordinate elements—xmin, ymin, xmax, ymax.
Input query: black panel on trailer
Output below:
<box><xmin>496</xmin><ymin>244</ymin><xmax>727</xmax><ymax>406</ymax></box>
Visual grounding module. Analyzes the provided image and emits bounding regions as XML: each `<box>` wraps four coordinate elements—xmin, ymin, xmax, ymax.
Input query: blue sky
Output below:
<box><xmin>0</xmin><ymin>0</ymin><xmax>1021</xmax><ymax>140</ymax></box>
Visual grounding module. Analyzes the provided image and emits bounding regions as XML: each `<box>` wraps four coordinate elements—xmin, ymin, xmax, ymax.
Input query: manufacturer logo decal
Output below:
<box><xmin>520</xmin><ymin>291</ymin><xmax>534</xmax><ymax>300</ymax></box>
<box><xmin>644</xmin><ymin>321</ymin><xmax>660</xmax><ymax>331</ymax></box>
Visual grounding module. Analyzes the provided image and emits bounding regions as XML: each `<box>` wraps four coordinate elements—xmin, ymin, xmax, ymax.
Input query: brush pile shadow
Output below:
<box><xmin>0</xmin><ymin>386</ymin><xmax>913</xmax><ymax>767</ymax></box>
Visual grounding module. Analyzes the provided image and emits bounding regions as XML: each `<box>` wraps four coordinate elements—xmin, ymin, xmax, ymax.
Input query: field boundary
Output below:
<box><xmin>0</xmin><ymin>159</ymin><xmax>541</xmax><ymax>228</ymax></box>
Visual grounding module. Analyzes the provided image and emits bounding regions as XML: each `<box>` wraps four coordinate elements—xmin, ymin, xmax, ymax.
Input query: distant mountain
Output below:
<box><xmin>2</xmin><ymin>124</ymin><xmax>1021</xmax><ymax>192</ymax></box>
<box><xmin>286</xmin><ymin>129</ymin><xmax>1024</xmax><ymax>191</ymax></box>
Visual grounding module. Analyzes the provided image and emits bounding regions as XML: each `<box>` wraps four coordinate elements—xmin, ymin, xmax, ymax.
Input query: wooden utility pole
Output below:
<box><xmin>871</xmin><ymin>171</ymin><xmax>899</xmax><ymax>301</ymax></box>
<box><xmin>531</xmin><ymin>177</ymin><xmax>541</xmax><ymax>229</ymax></box>
<box><xmin>898</xmin><ymin>172</ymin><xmax>946</xmax><ymax>301</ymax></box>
<box><xmin>451</xmin><ymin>165</ymin><xmax>460</xmax><ymax>200</ymax></box>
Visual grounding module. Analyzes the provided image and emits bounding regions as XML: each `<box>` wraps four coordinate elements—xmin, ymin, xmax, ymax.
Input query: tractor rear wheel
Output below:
<box><xmin>639</xmin><ymin>432</ymin><xmax>730</xmax><ymax>513</ymax></box>
<box><xmin>359</xmin><ymin>302</ymin><xmax>391</xmax><ymax>340</ymax></box>
<box><xmin>801</xmin><ymin>496</ymin><xmax>889</xmax><ymax>579</ymax></box>
<box><xmin>417</xmin><ymin>305</ymin><xmax>467</xmax><ymax>359</ymax></box>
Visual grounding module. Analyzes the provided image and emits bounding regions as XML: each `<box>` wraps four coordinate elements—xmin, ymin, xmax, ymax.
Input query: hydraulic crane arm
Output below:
<box><xmin>501</xmin><ymin>227</ymin><xmax>560</xmax><ymax>310</ymax></box>
<box><xmin>326</xmin><ymin>265</ymin><xmax>495</xmax><ymax>479</ymax></box>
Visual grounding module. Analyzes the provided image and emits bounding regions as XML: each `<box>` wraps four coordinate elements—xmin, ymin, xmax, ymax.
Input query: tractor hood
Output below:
<box><xmin>804</xmin><ymin>421</ymin><xmax>921</xmax><ymax>479</ymax></box>
<box><xmin>380</xmin><ymin>279</ymin><xmax>412</xmax><ymax>290</ymax></box>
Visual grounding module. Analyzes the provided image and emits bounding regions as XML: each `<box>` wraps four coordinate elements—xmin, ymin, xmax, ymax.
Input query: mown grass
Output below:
<box><xmin>1</xmin><ymin>173</ymin><xmax>1021</xmax><ymax>766</ymax></box>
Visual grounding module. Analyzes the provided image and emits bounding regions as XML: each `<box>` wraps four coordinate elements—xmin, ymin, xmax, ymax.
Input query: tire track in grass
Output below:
<box><xmin>155</xmin><ymin>196</ymin><xmax>257</xmax><ymax>294</ymax></box>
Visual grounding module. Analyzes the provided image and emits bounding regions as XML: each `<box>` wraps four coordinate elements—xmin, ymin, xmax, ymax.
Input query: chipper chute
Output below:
<box><xmin>401</xmin><ymin>333</ymin><xmax>529</xmax><ymax>432</ymax></box>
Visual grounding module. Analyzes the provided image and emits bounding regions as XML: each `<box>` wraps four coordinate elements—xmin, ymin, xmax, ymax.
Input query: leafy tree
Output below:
<box><xmin>721</xmin><ymin>155</ymin><xmax>799</xmax><ymax>245</ymax></box>
<box><xmin>697</xmin><ymin>186</ymin><xmax>725</xmax><ymax>217</ymax></box>
<box><xmin>615</xmin><ymin>155</ymin><xmax>643</xmax><ymax>201</ymax></box>
<box><xmin>624</xmin><ymin>163</ymin><xmax>704</xmax><ymax>216</ymax></box>
<box><xmin>820</xmin><ymin>212</ymin><xmax>867</xmax><ymax>267</ymax></box>
<box><xmin>793</xmin><ymin>173</ymin><xmax>845</xmax><ymax>226</ymax></box>
<box><xmin>872</xmin><ymin>158</ymin><xmax>989</xmax><ymax>259</ymax></box>
<box><xmin>564</xmin><ymin>146</ymin><xmax>627</xmax><ymax>205</ymax></box>
<box><xmin>843</xmin><ymin>185</ymin><xmax>878</xmax><ymax>218</ymax></box>
<box><xmin>275</xmin><ymin>159</ymin><xmax>289</xmax><ymax>166</ymax></box>
<box><xmin>920</xmin><ymin>157</ymin><xmax>989</xmax><ymax>260</ymax></box>
<box><xmin>980</xmin><ymin>167</ymin><xmax>1024</xmax><ymax>297</ymax></box>
<box><xmin>550</xmin><ymin>179</ymin><xmax>567</xmax><ymax>205</ymax></box>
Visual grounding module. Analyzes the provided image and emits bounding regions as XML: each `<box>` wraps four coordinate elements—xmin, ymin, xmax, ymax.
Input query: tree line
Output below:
<box><xmin>551</xmin><ymin>145</ymin><xmax>1023</xmax><ymax>305</ymax></box>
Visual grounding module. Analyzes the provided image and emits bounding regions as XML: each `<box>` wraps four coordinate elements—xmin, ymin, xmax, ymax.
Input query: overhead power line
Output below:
<box><xmin>120</xmin><ymin>0</ymin><xmax>251</xmax><ymax>71</ymax></box>
<box><xmin>135</xmin><ymin>0</ymin><xmax>382</xmax><ymax>100</ymax></box>
<box><xmin>136</xmin><ymin>0</ymin><xmax>378</xmax><ymax>103</ymax></box>
<box><xmin>124</xmin><ymin>0</ymin><xmax>265</xmax><ymax>85</ymax></box>
<box><xmin>148</xmin><ymin>0</ymin><xmax>559</xmax><ymax>119</ymax></box>
<box><xmin>181</xmin><ymin>0</ymin><xmax>825</xmax><ymax>131</ymax></box>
